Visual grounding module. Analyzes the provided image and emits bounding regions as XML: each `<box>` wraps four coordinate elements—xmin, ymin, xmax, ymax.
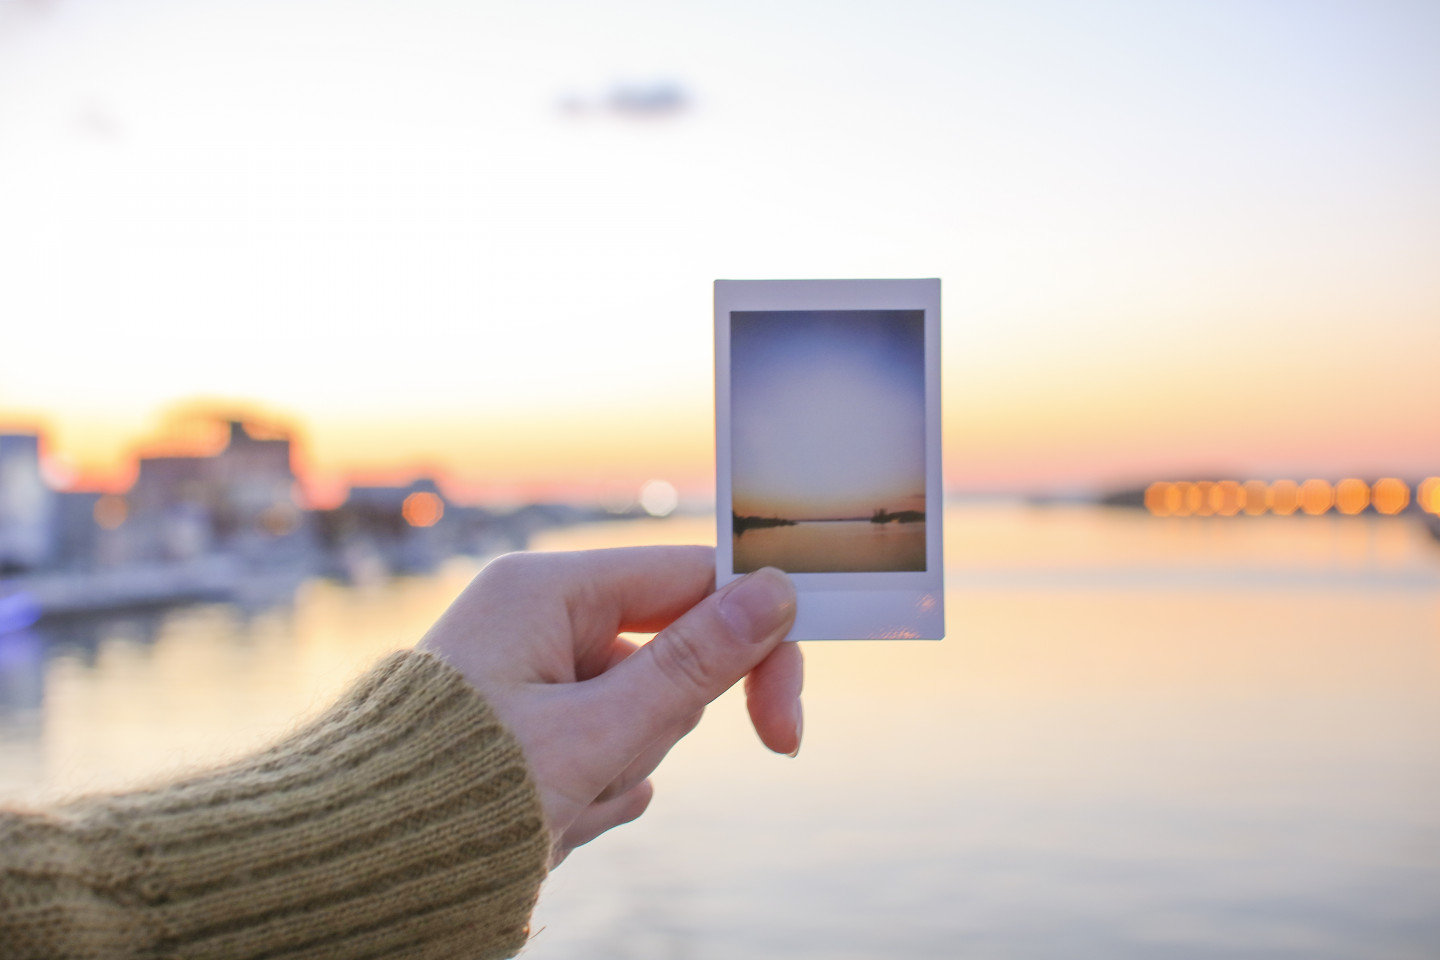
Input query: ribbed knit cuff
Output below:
<box><xmin>3</xmin><ymin>650</ymin><xmax>550</xmax><ymax>960</ymax></box>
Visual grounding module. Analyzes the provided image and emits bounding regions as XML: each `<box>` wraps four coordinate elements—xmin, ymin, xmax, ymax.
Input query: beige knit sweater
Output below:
<box><xmin>0</xmin><ymin>650</ymin><xmax>551</xmax><ymax>960</ymax></box>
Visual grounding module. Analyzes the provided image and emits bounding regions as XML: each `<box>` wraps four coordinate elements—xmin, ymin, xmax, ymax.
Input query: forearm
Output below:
<box><xmin>0</xmin><ymin>651</ymin><xmax>549</xmax><ymax>960</ymax></box>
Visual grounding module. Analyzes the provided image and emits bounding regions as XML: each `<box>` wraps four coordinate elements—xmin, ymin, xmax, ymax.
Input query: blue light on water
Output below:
<box><xmin>0</xmin><ymin>593</ymin><xmax>42</xmax><ymax>635</ymax></box>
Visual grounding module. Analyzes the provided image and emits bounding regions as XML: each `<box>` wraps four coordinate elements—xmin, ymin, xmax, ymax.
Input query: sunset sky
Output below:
<box><xmin>731</xmin><ymin>310</ymin><xmax>926</xmax><ymax>521</ymax></box>
<box><xmin>1</xmin><ymin>0</ymin><xmax>1437</xmax><ymax>501</ymax></box>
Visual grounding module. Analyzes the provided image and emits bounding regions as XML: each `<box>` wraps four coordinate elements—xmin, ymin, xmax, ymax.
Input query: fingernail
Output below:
<box><xmin>787</xmin><ymin>706</ymin><xmax>803</xmax><ymax>758</ymax></box>
<box><xmin>718</xmin><ymin>568</ymin><xmax>796</xmax><ymax>644</ymax></box>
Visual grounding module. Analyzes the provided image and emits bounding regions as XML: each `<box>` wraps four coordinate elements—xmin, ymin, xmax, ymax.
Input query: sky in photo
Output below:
<box><xmin>731</xmin><ymin>311</ymin><xmax>925</xmax><ymax>521</ymax></box>
<box><xmin>0</xmin><ymin>0</ymin><xmax>1436</xmax><ymax>497</ymax></box>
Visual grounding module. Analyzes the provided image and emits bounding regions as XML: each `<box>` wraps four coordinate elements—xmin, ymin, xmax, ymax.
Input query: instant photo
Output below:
<box><xmin>715</xmin><ymin>279</ymin><xmax>944</xmax><ymax>641</ymax></box>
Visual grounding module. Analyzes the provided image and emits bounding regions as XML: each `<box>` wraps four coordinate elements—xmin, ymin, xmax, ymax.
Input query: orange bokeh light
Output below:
<box><xmin>1171</xmin><ymin>481</ymin><xmax>1193</xmax><ymax>517</ymax></box>
<box><xmin>1334</xmin><ymin>478</ymin><xmax>1369</xmax><ymax>516</ymax></box>
<box><xmin>1242</xmin><ymin>480</ymin><xmax>1268</xmax><ymax>516</ymax></box>
<box><xmin>1145</xmin><ymin>482</ymin><xmax>1173</xmax><ymax>517</ymax></box>
<box><xmin>1164</xmin><ymin>483</ymin><xmax>1185</xmax><ymax>515</ymax></box>
<box><xmin>402</xmin><ymin>491</ymin><xmax>444</xmax><ymax>527</ymax></box>
<box><xmin>1268</xmin><ymin>479</ymin><xmax>1300</xmax><ymax>516</ymax></box>
<box><xmin>1371</xmin><ymin>478</ymin><xmax>1409</xmax><ymax>515</ymax></box>
<box><xmin>93</xmin><ymin>494</ymin><xmax>127</xmax><ymax>530</ymax></box>
<box><xmin>1420</xmin><ymin>477</ymin><xmax>1440</xmax><ymax>515</ymax></box>
<box><xmin>1191</xmin><ymin>480</ymin><xmax>1216</xmax><ymax>517</ymax></box>
<box><xmin>1299</xmin><ymin>478</ymin><xmax>1334</xmax><ymax>516</ymax></box>
<box><xmin>1211</xmin><ymin>480</ymin><xmax>1243</xmax><ymax>517</ymax></box>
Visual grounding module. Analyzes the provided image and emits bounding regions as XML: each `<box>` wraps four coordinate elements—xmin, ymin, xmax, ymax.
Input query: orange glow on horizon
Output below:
<box><xmin>13</xmin><ymin>399</ymin><xmax>1440</xmax><ymax>512</ymax></box>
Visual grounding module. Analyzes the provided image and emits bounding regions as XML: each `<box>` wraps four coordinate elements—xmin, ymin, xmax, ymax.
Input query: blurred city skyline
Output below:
<box><xmin>2</xmin><ymin>0</ymin><xmax>1437</xmax><ymax>497</ymax></box>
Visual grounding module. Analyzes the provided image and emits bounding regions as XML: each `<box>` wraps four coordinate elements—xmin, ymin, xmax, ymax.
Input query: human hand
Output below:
<box><xmin>417</xmin><ymin>545</ymin><xmax>802</xmax><ymax>865</ymax></box>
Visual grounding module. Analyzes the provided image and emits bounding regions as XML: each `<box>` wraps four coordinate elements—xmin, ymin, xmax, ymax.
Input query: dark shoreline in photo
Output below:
<box><xmin>733</xmin><ymin>510</ymin><xmax>924</xmax><ymax>535</ymax></box>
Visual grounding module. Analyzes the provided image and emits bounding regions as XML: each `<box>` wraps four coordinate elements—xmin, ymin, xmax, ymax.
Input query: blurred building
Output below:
<box><xmin>0</xmin><ymin>434</ymin><xmax>55</xmax><ymax>573</ymax></box>
<box><xmin>126</xmin><ymin>419</ymin><xmax>301</xmax><ymax>560</ymax></box>
<box><xmin>2</xmin><ymin>416</ymin><xmax>610</xmax><ymax>611</ymax></box>
<box><xmin>319</xmin><ymin>478</ymin><xmax>452</xmax><ymax>575</ymax></box>
<box><xmin>315</xmin><ymin>479</ymin><xmax>586</xmax><ymax>577</ymax></box>
<box><xmin>49</xmin><ymin>491</ymin><xmax>105</xmax><ymax>569</ymax></box>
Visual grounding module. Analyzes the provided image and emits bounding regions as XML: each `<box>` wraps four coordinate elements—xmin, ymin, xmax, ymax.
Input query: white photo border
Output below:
<box><xmin>715</xmin><ymin>278</ymin><xmax>944</xmax><ymax>641</ymax></box>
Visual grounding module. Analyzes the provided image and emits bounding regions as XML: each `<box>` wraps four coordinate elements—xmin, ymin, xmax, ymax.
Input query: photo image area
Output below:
<box><xmin>730</xmin><ymin>309</ymin><xmax>927</xmax><ymax>573</ymax></box>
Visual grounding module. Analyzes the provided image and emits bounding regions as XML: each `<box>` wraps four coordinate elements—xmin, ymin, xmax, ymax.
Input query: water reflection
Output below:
<box><xmin>0</xmin><ymin>566</ymin><xmax>480</xmax><ymax>800</ymax></box>
<box><xmin>1</xmin><ymin>506</ymin><xmax>1438</xmax><ymax>957</ymax></box>
<box><xmin>0</xmin><ymin>629</ymin><xmax>44</xmax><ymax>713</ymax></box>
<box><xmin>734</xmin><ymin>519</ymin><xmax>925</xmax><ymax>572</ymax></box>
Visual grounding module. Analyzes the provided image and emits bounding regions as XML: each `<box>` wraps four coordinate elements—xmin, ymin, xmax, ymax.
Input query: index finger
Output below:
<box><xmin>559</xmin><ymin>545</ymin><xmax>717</xmax><ymax>638</ymax></box>
<box><xmin>418</xmin><ymin>545</ymin><xmax>717</xmax><ymax>686</ymax></box>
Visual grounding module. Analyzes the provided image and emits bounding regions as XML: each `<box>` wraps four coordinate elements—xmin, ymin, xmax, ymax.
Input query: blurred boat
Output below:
<box><xmin>0</xmin><ymin>557</ymin><xmax>238</xmax><ymax>619</ymax></box>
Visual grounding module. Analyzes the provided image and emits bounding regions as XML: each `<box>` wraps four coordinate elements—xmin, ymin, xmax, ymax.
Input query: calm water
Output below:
<box><xmin>734</xmin><ymin>519</ymin><xmax>926</xmax><ymax>573</ymax></box>
<box><xmin>3</xmin><ymin>504</ymin><xmax>1439</xmax><ymax>959</ymax></box>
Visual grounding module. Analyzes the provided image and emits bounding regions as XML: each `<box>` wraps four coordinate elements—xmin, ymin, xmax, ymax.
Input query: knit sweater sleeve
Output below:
<box><xmin>0</xmin><ymin>649</ymin><xmax>551</xmax><ymax>960</ymax></box>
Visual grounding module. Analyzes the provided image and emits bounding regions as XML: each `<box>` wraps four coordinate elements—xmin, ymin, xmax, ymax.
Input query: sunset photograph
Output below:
<box><xmin>730</xmin><ymin>309</ymin><xmax>927</xmax><ymax>573</ymax></box>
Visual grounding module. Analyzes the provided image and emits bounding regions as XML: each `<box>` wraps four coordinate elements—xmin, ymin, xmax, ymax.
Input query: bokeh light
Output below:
<box><xmin>1191</xmin><ymin>481</ymin><xmax>1216</xmax><ymax>517</ymax></box>
<box><xmin>1144</xmin><ymin>482</ymin><xmax>1172</xmax><ymax>517</ymax></box>
<box><xmin>1334</xmin><ymin>478</ymin><xmax>1370</xmax><ymax>516</ymax></box>
<box><xmin>1300</xmin><ymin>479</ymin><xmax>1334</xmax><ymax>516</ymax></box>
<box><xmin>1242</xmin><ymin>480</ymin><xmax>1269</xmax><ymax>516</ymax></box>
<box><xmin>1371</xmin><ymin>478</ymin><xmax>1409</xmax><ymax>516</ymax></box>
<box><xmin>1268</xmin><ymin>480</ymin><xmax>1300</xmax><ymax>516</ymax></box>
<box><xmin>93</xmin><ymin>495</ymin><xmax>127</xmax><ymax>530</ymax></box>
<box><xmin>638</xmin><ymin>479</ymin><xmax>679</xmax><ymax>518</ymax></box>
<box><xmin>1171</xmin><ymin>481</ymin><xmax>1193</xmax><ymax>517</ymax></box>
<box><xmin>1420</xmin><ymin>478</ymin><xmax>1440</xmax><ymax>515</ymax></box>
<box><xmin>401</xmin><ymin>491</ymin><xmax>444</xmax><ymax>528</ymax></box>
<box><xmin>1211</xmin><ymin>480</ymin><xmax>1242</xmax><ymax>517</ymax></box>
<box><xmin>1163</xmin><ymin>483</ymin><xmax>1184</xmax><ymax>517</ymax></box>
<box><xmin>1144</xmin><ymin>476</ymin><xmax>1426</xmax><ymax>520</ymax></box>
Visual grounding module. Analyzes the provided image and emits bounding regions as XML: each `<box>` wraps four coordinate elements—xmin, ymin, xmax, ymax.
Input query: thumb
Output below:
<box><xmin>597</xmin><ymin>567</ymin><xmax>796</xmax><ymax>758</ymax></box>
